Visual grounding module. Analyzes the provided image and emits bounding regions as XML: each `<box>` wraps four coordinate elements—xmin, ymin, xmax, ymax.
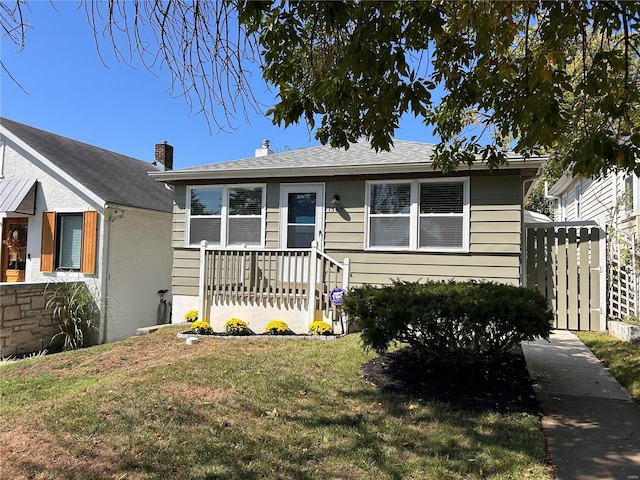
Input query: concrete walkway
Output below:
<box><xmin>522</xmin><ymin>330</ymin><xmax>640</xmax><ymax>480</ymax></box>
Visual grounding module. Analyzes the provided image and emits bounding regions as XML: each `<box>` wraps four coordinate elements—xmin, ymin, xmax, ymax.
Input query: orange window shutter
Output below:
<box><xmin>81</xmin><ymin>211</ymin><xmax>98</xmax><ymax>274</ymax></box>
<box><xmin>40</xmin><ymin>211</ymin><xmax>56</xmax><ymax>273</ymax></box>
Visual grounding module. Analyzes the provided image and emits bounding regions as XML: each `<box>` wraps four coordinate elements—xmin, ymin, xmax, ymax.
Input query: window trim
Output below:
<box><xmin>40</xmin><ymin>210</ymin><xmax>97</xmax><ymax>274</ymax></box>
<box><xmin>365</xmin><ymin>178</ymin><xmax>470</xmax><ymax>253</ymax></box>
<box><xmin>185</xmin><ymin>184</ymin><xmax>266</xmax><ymax>248</ymax></box>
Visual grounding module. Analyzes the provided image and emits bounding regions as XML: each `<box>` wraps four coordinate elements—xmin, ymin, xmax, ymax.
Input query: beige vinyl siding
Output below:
<box><xmin>172</xmin><ymin>185</ymin><xmax>187</xmax><ymax>249</ymax></box>
<box><xmin>324</xmin><ymin>209</ymin><xmax>365</xmax><ymax>250</ymax></box>
<box><xmin>168</xmin><ymin>173</ymin><xmax>526</xmax><ymax>295</ymax></box>
<box><xmin>324</xmin><ymin>180</ymin><xmax>366</xmax><ymax>251</ymax></box>
<box><xmin>172</xmin><ymin>205</ymin><xmax>186</xmax><ymax>248</ymax></box>
<box><xmin>171</xmin><ymin>248</ymin><xmax>200</xmax><ymax>296</ymax></box>
<box><xmin>265</xmin><ymin>183</ymin><xmax>280</xmax><ymax>248</ymax></box>
<box><xmin>326</xmin><ymin>250</ymin><xmax>521</xmax><ymax>286</ymax></box>
<box><xmin>469</xmin><ymin>176</ymin><xmax>521</xmax><ymax>255</ymax></box>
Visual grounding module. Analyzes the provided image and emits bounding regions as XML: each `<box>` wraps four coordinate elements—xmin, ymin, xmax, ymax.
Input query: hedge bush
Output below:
<box><xmin>342</xmin><ymin>280</ymin><xmax>552</xmax><ymax>364</ymax></box>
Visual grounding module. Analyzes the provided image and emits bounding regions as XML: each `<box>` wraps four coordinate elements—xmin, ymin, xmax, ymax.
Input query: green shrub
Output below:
<box><xmin>309</xmin><ymin>321</ymin><xmax>333</xmax><ymax>336</ymax></box>
<box><xmin>184</xmin><ymin>310</ymin><xmax>198</xmax><ymax>322</ymax></box>
<box><xmin>342</xmin><ymin>280</ymin><xmax>552</xmax><ymax>364</ymax></box>
<box><xmin>264</xmin><ymin>320</ymin><xmax>292</xmax><ymax>335</ymax></box>
<box><xmin>46</xmin><ymin>281</ymin><xmax>100</xmax><ymax>351</ymax></box>
<box><xmin>224</xmin><ymin>318</ymin><xmax>251</xmax><ymax>336</ymax></box>
<box><xmin>190</xmin><ymin>320</ymin><xmax>213</xmax><ymax>335</ymax></box>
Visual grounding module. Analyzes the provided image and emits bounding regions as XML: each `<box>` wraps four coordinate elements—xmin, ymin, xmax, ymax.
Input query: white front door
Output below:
<box><xmin>278</xmin><ymin>184</ymin><xmax>325</xmax><ymax>283</ymax></box>
<box><xmin>279</xmin><ymin>184</ymin><xmax>325</xmax><ymax>250</ymax></box>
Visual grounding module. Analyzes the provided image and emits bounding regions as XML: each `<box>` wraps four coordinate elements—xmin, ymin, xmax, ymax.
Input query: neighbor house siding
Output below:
<box><xmin>579</xmin><ymin>177</ymin><xmax>613</xmax><ymax>222</ymax></box>
<box><xmin>555</xmin><ymin>175</ymin><xmax>617</xmax><ymax>225</ymax></box>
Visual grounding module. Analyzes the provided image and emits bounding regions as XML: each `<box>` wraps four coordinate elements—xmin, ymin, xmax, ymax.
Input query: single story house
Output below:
<box><xmin>1</xmin><ymin>117</ymin><xmax>174</xmax><ymax>349</ymax></box>
<box><xmin>150</xmin><ymin>140</ymin><xmax>545</xmax><ymax>335</ymax></box>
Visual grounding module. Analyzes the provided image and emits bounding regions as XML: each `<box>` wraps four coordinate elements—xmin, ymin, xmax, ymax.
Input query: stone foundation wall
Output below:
<box><xmin>0</xmin><ymin>282</ymin><xmax>57</xmax><ymax>357</ymax></box>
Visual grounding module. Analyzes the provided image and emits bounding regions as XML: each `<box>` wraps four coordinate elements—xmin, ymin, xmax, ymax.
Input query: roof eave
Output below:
<box><xmin>548</xmin><ymin>174</ymin><xmax>576</xmax><ymax>196</ymax></box>
<box><xmin>149</xmin><ymin>157</ymin><xmax>548</xmax><ymax>183</ymax></box>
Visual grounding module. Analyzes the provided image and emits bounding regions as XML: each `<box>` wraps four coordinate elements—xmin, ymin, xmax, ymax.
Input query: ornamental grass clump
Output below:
<box><xmin>264</xmin><ymin>320</ymin><xmax>292</xmax><ymax>335</ymax></box>
<box><xmin>309</xmin><ymin>321</ymin><xmax>333</xmax><ymax>336</ymax></box>
<box><xmin>46</xmin><ymin>281</ymin><xmax>100</xmax><ymax>351</ymax></box>
<box><xmin>190</xmin><ymin>320</ymin><xmax>213</xmax><ymax>335</ymax></box>
<box><xmin>224</xmin><ymin>318</ymin><xmax>251</xmax><ymax>336</ymax></box>
<box><xmin>184</xmin><ymin>310</ymin><xmax>198</xmax><ymax>322</ymax></box>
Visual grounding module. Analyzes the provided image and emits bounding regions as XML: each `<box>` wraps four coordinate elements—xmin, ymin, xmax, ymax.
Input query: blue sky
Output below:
<box><xmin>1</xmin><ymin>2</ymin><xmax>437</xmax><ymax>170</ymax></box>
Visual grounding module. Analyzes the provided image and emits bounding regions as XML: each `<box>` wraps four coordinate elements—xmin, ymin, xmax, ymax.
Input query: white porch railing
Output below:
<box><xmin>198</xmin><ymin>241</ymin><xmax>350</xmax><ymax>327</ymax></box>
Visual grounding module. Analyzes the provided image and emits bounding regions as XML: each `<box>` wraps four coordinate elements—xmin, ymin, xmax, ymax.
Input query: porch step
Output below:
<box><xmin>136</xmin><ymin>324</ymin><xmax>181</xmax><ymax>336</ymax></box>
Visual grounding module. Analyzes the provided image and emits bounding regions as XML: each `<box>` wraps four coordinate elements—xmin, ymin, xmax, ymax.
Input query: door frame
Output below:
<box><xmin>279</xmin><ymin>183</ymin><xmax>325</xmax><ymax>250</ymax></box>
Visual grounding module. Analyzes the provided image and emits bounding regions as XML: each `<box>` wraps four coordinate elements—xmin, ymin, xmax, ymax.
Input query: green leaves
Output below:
<box><xmin>240</xmin><ymin>0</ymin><xmax>640</xmax><ymax>178</ymax></box>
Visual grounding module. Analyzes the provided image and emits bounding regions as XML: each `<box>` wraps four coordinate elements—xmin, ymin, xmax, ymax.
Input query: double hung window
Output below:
<box><xmin>187</xmin><ymin>185</ymin><xmax>265</xmax><ymax>247</ymax></box>
<box><xmin>366</xmin><ymin>178</ymin><xmax>469</xmax><ymax>252</ymax></box>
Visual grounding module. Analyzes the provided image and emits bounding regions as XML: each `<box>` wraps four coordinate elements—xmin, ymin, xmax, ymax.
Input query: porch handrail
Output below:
<box><xmin>198</xmin><ymin>242</ymin><xmax>350</xmax><ymax>324</ymax></box>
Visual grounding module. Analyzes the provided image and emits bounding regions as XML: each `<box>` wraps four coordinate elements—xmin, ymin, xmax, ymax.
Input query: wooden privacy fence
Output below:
<box><xmin>526</xmin><ymin>224</ymin><xmax>604</xmax><ymax>331</ymax></box>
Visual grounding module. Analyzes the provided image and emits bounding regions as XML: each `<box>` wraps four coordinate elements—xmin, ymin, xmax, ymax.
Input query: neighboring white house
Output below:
<box><xmin>549</xmin><ymin>172</ymin><xmax>639</xmax><ymax>229</ymax></box>
<box><xmin>549</xmin><ymin>171</ymin><xmax>640</xmax><ymax>321</ymax></box>
<box><xmin>0</xmin><ymin>118</ymin><xmax>174</xmax><ymax>343</ymax></box>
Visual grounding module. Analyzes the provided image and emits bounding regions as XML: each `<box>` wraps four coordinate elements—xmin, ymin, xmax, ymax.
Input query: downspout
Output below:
<box><xmin>521</xmin><ymin>172</ymin><xmax>543</xmax><ymax>287</ymax></box>
<box><xmin>544</xmin><ymin>180</ymin><xmax>561</xmax><ymax>202</ymax></box>
<box><xmin>101</xmin><ymin>206</ymin><xmax>125</xmax><ymax>343</ymax></box>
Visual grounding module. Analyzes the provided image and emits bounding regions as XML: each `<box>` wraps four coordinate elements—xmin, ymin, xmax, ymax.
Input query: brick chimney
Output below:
<box><xmin>154</xmin><ymin>140</ymin><xmax>174</xmax><ymax>170</ymax></box>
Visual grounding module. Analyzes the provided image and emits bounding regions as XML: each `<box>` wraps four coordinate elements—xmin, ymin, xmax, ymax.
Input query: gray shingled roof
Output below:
<box><xmin>180</xmin><ymin>140</ymin><xmax>439</xmax><ymax>172</ymax></box>
<box><xmin>1</xmin><ymin>117</ymin><xmax>173</xmax><ymax>213</ymax></box>
<box><xmin>150</xmin><ymin>139</ymin><xmax>545</xmax><ymax>183</ymax></box>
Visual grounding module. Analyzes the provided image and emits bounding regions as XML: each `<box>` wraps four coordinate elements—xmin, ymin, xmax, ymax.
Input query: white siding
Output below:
<box><xmin>1</xmin><ymin>140</ymin><xmax>173</xmax><ymax>343</ymax></box>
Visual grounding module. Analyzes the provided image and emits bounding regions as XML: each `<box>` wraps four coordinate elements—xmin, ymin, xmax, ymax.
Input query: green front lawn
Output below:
<box><xmin>0</xmin><ymin>328</ymin><xmax>552</xmax><ymax>479</ymax></box>
<box><xmin>577</xmin><ymin>331</ymin><xmax>640</xmax><ymax>404</ymax></box>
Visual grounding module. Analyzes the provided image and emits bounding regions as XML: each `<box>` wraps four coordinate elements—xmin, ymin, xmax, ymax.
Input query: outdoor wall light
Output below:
<box><xmin>330</xmin><ymin>194</ymin><xmax>342</xmax><ymax>211</ymax></box>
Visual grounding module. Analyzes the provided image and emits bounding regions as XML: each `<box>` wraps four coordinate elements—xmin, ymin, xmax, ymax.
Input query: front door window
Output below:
<box><xmin>287</xmin><ymin>192</ymin><xmax>317</xmax><ymax>248</ymax></box>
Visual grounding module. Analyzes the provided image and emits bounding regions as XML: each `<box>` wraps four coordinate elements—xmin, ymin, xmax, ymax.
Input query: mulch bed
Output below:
<box><xmin>361</xmin><ymin>346</ymin><xmax>540</xmax><ymax>414</ymax></box>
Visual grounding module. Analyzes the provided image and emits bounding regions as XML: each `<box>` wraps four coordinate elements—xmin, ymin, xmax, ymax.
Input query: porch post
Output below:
<box><xmin>308</xmin><ymin>241</ymin><xmax>319</xmax><ymax>325</ymax></box>
<box><xmin>342</xmin><ymin>257</ymin><xmax>351</xmax><ymax>290</ymax></box>
<box><xmin>198</xmin><ymin>240</ymin><xmax>209</xmax><ymax>322</ymax></box>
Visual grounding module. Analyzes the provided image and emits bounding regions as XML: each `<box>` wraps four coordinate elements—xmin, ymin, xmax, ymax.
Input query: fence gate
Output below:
<box><xmin>526</xmin><ymin>224</ymin><xmax>604</xmax><ymax>331</ymax></box>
